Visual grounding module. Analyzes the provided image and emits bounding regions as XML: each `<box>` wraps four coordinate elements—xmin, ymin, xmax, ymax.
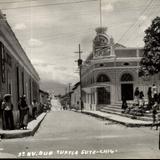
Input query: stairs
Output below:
<box><xmin>99</xmin><ymin>104</ymin><xmax>156</xmax><ymax>122</ymax></box>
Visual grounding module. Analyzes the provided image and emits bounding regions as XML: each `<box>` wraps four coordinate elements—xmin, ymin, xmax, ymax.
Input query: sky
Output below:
<box><xmin>0</xmin><ymin>0</ymin><xmax>160</xmax><ymax>94</ymax></box>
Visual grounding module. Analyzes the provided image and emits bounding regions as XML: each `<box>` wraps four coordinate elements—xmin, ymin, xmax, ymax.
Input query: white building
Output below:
<box><xmin>80</xmin><ymin>27</ymin><xmax>160</xmax><ymax>111</ymax></box>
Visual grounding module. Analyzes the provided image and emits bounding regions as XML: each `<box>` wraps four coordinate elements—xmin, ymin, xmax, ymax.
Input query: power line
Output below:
<box><xmin>122</xmin><ymin>0</ymin><xmax>155</xmax><ymax>45</ymax></box>
<box><xmin>15</xmin><ymin>21</ymin><xmax>133</xmax><ymax>42</ymax></box>
<box><xmin>122</xmin><ymin>0</ymin><xmax>160</xmax><ymax>46</ymax></box>
<box><xmin>1</xmin><ymin>0</ymin><xmax>98</xmax><ymax>10</ymax></box>
<box><xmin>0</xmin><ymin>0</ymin><xmax>34</xmax><ymax>4</ymax></box>
<box><xmin>117</xmin><ymin>0</ymin><xmax>154</xmax><ymax>43</ymax></box>
<box><xmin>0</xmin><ymin>0</ymin><xmax>57</xmax><ymax>4</ymax></box>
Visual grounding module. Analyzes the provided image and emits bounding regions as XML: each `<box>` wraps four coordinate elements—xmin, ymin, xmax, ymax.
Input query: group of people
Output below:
<box><xmin>121</xmin><ymin>84</ymin><xmax>160</xmax><ymax>130</ymax></box>
<box><xmin>0</xmin><ymin>94</ymin><xmax>38</xmax><ymax>130</ymax></box>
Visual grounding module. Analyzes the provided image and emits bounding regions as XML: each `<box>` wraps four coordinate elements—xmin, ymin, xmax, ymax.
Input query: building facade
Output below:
<box><xmin>71</xmin><ymin>82</ymin><xmax>81</xmax><ymax>110</ymax></box>
<box><xmin>81</xmin><ymin>27</ymin><xmax>160</xmax><ymax>111</ymax></box>
<box><xmin>0</xmin><ymin>10</ymin><xmax>40</xmax><ymax>128</ymax></box>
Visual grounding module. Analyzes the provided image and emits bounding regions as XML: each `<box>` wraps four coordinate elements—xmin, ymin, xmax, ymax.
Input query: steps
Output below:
<box><xmin>99</xmin><ymin>104</ymin><xmax>154</xmax><ymax>122</ymax></box>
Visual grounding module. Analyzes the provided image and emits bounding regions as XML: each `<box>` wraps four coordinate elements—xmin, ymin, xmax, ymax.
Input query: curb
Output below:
<box><xmin>73</xmin><ymin>110</ymin><xmax>153</xmax><ymax>127</ymax></box>
<box><xmin>0</xmin><ymin>112</ymin><xmax>47</xmax><ymax>139</ymax></box>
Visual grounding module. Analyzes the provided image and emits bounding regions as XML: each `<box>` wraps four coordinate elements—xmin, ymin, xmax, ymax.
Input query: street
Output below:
<box><xmin>0</xmin><ymin>110</ymin><xmax>160</xmax><ymax>159</ymax></box>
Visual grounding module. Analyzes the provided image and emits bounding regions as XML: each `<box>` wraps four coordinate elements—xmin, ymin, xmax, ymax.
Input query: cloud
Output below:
<box><xmin>14</xmin><ymin>23</ymin><xmax>26</xmax><ymax>30</ymax></box>
<box><xmin>54</xmin><ymin>66</ymin><xmax>67</xmax><ymax>71</ymax></box>
<box><xmin>28</xmin><ymin>38</ymin><xmax>43</xmax><ymax>47</ymax></box>
<box><xmin>139</xmin><ymin>15</ymin><xmax>147</xmax><ymax>21</ymax></box>
<box><xmin>34</xmin><ymin>62</ymin><xmax>78</xmax><ymax>85</ymax></box>
<box><xmin>102</xmin><ymin>3</ymin><xmax>114</xmax><ymax>12</ymax></box>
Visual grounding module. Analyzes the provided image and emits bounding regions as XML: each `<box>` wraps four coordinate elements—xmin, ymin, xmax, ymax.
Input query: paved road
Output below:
<box><xmin>0</xmin><ymin>110</ymin><xmax>160</xmax><ymax>159</ymax></box>
<box><xmin>51</xmin><ymin>98</ymin><xmax>63</xmax><ymax>111</ymax></box>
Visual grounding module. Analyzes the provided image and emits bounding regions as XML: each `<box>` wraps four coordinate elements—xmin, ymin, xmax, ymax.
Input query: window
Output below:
<box><xmin>123</xmin><ymin>62</ymin><xmax>129</xmax><ymax>66</ymax></box>
<box><xmin>97</xmin><ymin>74</ymin><xmax>110</xmax><ymax>82</ymax></box>
<box><xmin>1</xmin><ymin>43</ymin><xmax>5</xmax><ymax>83</ymax></box>
<box><xmin>6</xmin><ymin>53</ymin><xmax>12</xmax><ymax>67</ymax></box>
<box><xmin>22</xmin><ymin>72</ymin><xmax>24</xmax><ymax>95</ymax></box>
<box><xmin>100</xmin><ymin>63</ymin><xmax>104</xmax><ymax>67</ymax></box>
<box><xmin>121</xmin><ymin>73</ymin><xmax>133</xmax><ymax>82</ymax></box>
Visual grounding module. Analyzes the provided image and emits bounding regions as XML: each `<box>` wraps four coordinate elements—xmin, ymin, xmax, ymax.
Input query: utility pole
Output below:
<box><xmin>75</xmin><ymin>44</ymin><xmax>83</xmax><ymax>112</ymax></box>
<box><xmin>65</xmin><ymin>87</ymin><xmax>67</xmax><ymax>95</ymax></box>
<box><xmin>159</xmin><ymin>127</ymin><xmax>160</xmax><ymax>150</ymax></box>
<box><xmin>68</xmin><ymin>83</ymin><xmax>71</xmax><ymax>93</ymax></box>
<box><xmin>99</xmin><ymin>0</ymin><xmax>102</xmax><ymax>27</ymax></box>
<box><xmin>68</xmin><ymin>83</ymin><xmax>71</xmax><ymax>109</ymax></box>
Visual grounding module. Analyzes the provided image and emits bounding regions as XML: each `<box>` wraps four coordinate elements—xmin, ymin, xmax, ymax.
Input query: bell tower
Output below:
<box><xmin>93</xmin><ymin>27</ymin><xmax>114</xmax><ymax>58</ymax></box>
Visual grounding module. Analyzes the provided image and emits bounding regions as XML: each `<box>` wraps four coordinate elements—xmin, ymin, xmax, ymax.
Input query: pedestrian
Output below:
<box><xmin>152</xmin><ymin>84</ymin><xmax>158</xmax><ymax>102</ymax></box>
<box><xmin>147</xmin><ymin>87</ymin><xmax>152</xmax><ymax>110</ymax></box>
<box><xmin>151</xmin><ymin>101</ymin><xmax>158</xmax><ymax>130</ymax></box>
<box><xmin>32</xmin><ymin>99</ymin><xmax>38</xmax><ymax>119</ymax></box>
<box><xmin>155</xmin><ymin>112</ymin><xmax>160</xmax><ymax>130</ymax></box>
<box><xmin>1</xmin><ymin>94</ymin><xmax>14</xmax><ymax>130</ymax></box>
<box><xmin>134</xmin><ymin>87</ymin><xmax>140</xmax><ymax>102</ymax></box>
<box><xmin>18</xmin><ymin>95</ymin><xmax>29</xmax><ymax>130</ymax></box>
<box><xmin>81</xmin><ymin>101</ymin><xmax>84</xmax><ymax>110</ymax></box>
<box><xmin>121</xmin><ymin>96</ymin><xmax>128</xmax><ymax>112</ymax></box>
<box><xmin>0</xmin><ymin>94</ymin><xmax>3</xmax><ymax>116</ymax></box>
<box><xmin>157</xmin><ymin>93</ymin><xmax>160</xmax><ymax>110</ymax></box>
<box><xmin>139</xmin><ymin>91</ymin><xmax>144</xmax><ymax>107</ymax></box>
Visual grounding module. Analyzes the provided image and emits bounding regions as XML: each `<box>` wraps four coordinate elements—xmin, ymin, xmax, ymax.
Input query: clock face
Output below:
<box><xmin>94</xmin><ymin>35</ymin><xmax>109</xmax><ymax>48</ymax></box>
<box><xmin>93</xmin><ymin>34</ymin><xmax>111</xmax><ymax>57</ymax></box>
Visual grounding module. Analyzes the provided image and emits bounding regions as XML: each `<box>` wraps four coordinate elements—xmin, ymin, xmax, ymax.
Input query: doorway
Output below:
<box><xmin>97</xmin><ymin>87</ymin><xmax>110</xmax><ymax>104</ymax></box>
<box><xmin>121</xmin><ymin>84</ymin><xmax>133</xmax><ymax>100</ymax></box>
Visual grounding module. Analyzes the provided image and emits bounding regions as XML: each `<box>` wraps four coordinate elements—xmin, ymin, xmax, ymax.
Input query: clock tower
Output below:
<box><xmin>93</xmin><ymin>27</ymin><xmax>114</xmax><ymax>58</ymax></box>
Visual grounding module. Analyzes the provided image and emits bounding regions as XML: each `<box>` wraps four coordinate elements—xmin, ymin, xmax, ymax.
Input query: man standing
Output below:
<box><xmin>1</xmin><ymin>94</ymin><xmax>14</xmax><ymax>130</ymax></box>
<box><xmin>18</xmin><ymin>95</ymin><xmax>29</xmax><ymax>129</ymax></box>
<box><xmin>152</xmin><ymin>84</ymin><xmax>158</xmax><ymax>103</ymax></box>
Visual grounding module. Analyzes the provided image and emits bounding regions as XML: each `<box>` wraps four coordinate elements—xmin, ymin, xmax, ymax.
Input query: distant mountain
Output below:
<box><xmin>39</xmin><ymin>80</ymin><xmax>67</xmax><ymax>95</ymax></box>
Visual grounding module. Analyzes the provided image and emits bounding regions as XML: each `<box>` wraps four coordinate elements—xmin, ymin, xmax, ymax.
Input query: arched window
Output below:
<box><xmin>121</xmin><ymin>73</ymin><xmax>133</xmax><ymax>82</ymax></box>
<box><xmin>97</xmin><ymin>74</ymin><xmax>110</xmax><ymax>82</ymax></box>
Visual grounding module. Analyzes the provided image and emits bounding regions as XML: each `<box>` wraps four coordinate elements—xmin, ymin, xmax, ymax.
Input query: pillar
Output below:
<box><xmin>95</xmin><ymin>88</ymin><xmax>97</xmax><ymax>110</ymax></box>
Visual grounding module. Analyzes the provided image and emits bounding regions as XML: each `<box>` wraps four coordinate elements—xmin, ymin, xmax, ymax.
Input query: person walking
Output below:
<box><xmin>32</xmin><ymin>99</ymin><xmax>38</xmax><ymax>119</ymax></box>
<box><xmin>1</xmin><ymin>94</ymin><xmax>14</xmax><ymax>130</ymax></box>
<box><xmin>139</xmin><ymin>91</ymin><xmax>144</xmax><ymax>107</ymax></box>
<box><xmin>134</xmin><ymin>87</ymin><xmax>140</xmax><ymax>103</ymax></box>
<box><xmin>151</xmin><ymin>101</ymin><xmax>158</xmax><ymax>130</ymax></box>
<box><xmin>18</xmin><ymin>95</ymin><xmax>29</xmax><ymax>130</ymax></box>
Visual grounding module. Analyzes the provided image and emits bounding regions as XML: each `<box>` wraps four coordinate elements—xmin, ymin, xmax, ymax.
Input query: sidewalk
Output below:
<box><xmin>73</xmin><ymin>110</ymin><xmax>153</xmax><ymax>127</ymax></box>
<box><xmin>0</xmin><ymin>112</ymin><xmax>47</xmax><ymax>139</ymax></box>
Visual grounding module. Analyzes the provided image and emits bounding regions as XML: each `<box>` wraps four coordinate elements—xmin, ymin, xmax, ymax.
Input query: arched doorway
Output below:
<box><xmin>121</xmin><ymin>73</ymin><xmax>134</xmax><ymax>100</ymax></box>
<box><xmin>96</xmin><ymin>74</ymin><xmax>111</xmax><ymax>104</ymax></box>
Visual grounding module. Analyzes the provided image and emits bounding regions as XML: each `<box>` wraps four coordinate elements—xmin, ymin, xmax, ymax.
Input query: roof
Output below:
<box><xmin>72</xmin><ymin>82</ymin><xmax>80</xmax><ymax>90</ymax></box>
<box><xmin>39</xmin><ymin>89</ymin><xmax>49</xmax><ymax>95</ymax></box>
<box><xmin>114</xmin><ymin>43</ymin><xmax>126</xmax><ymax>49</ymax></box>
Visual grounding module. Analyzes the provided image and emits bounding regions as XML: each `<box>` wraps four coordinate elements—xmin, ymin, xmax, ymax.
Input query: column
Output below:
<box><xmin>95</xmin><ymin>88</ymin><xmax>97</xmax><ymax>111</ymax></box>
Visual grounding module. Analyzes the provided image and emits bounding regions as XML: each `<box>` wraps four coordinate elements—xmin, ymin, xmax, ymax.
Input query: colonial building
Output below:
<box><xmin>81</xmin><ymin>27</ymin><xmax>160</xmax><ymax>111</ymax></box>
<box><xmin>0</xmin><ymin>10</ymin><xmax>40</xmax><ymax>128</ymax></box>
<box><xmin>71</xmin><ymin>82</ymin><xmax>80</xmax><ymax>110</ymax></box>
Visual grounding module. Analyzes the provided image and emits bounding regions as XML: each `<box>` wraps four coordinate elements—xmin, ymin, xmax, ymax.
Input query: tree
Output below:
<box><xmin>139</xmin><ymin>16</ymin><xmax>160</xmax><ymax>77</ymax></box>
